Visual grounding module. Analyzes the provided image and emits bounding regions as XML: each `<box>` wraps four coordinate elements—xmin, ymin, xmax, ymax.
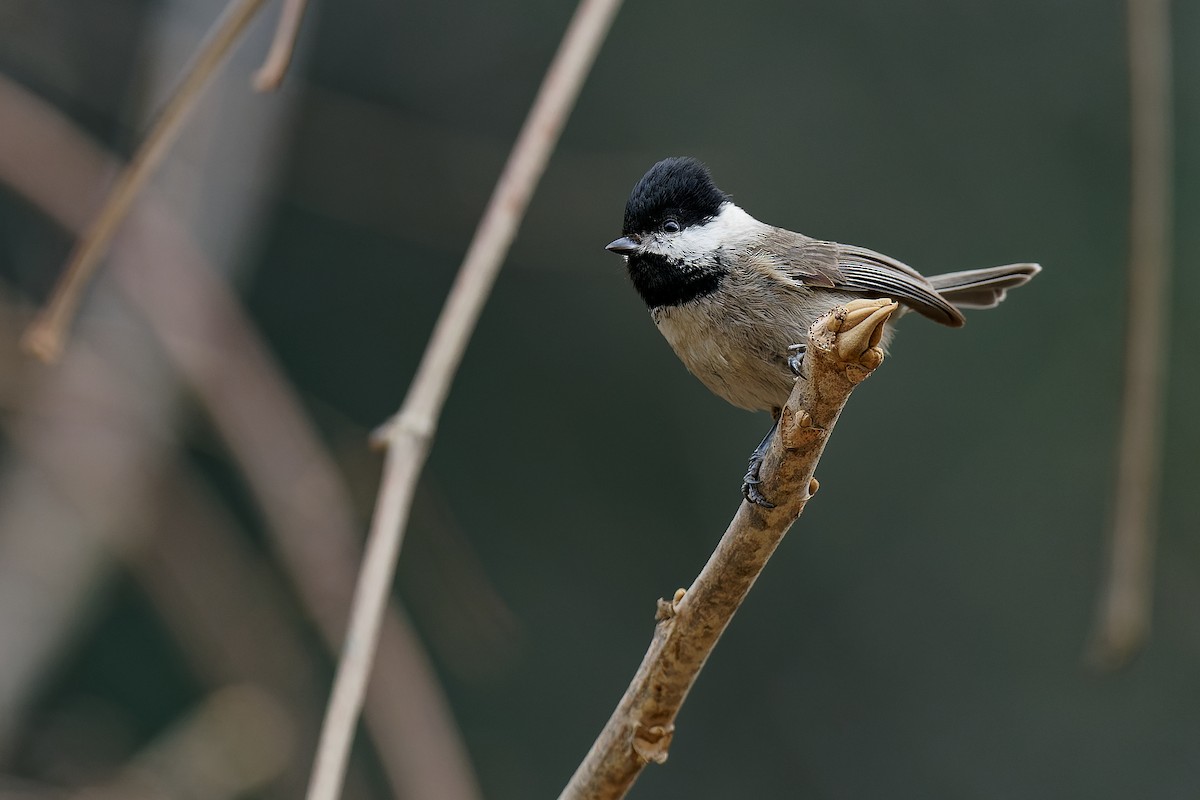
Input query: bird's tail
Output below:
<box><xmin>929</xmin><ymin>263</ymin><xmax>1042</xmax><ymax>310</ymax></box>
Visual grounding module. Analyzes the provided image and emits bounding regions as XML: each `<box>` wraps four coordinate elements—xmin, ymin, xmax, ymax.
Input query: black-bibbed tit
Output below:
<box><xmin>606</xmin><ymin>157</ymin><xmax>1040</xmax><ymax>506</ymax></box>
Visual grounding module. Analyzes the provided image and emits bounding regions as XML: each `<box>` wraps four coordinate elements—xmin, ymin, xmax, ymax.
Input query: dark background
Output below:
<box><xmin>1</xmin><ymin>0</ymin><xmax>1198</xmax><ymax>797</ymax></box>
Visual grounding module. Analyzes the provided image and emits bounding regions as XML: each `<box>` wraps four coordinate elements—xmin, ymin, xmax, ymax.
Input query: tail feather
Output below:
<box><xmin>929</xmin><ymin>263</ymin><xmax>1041</xmax><ymax>310</ymax></box>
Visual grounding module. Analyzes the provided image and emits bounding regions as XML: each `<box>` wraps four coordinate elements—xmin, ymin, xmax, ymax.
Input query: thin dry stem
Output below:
<box><xmin>559</xmin><ymin>299</ymin><xmax>896</xmax><ymax>800</ymax></box>
<box><xmin>1088</xmin><ymin>0</ymin><xmax>1172</xmax><ymax>670</ymax></box>
<box><xmin>254</xmin><ymin>0</ymin><xmax>309</xmax><ymax>91</ymax></box>
<box><xmin>20</xmin><ymin>0</ymin><xmax>270</xmax><ymax>363</ymax></box>
<box><xmin>305</xmin><ymin>0</ymin><xmax>624</xmax><ymax>797</ymax></box>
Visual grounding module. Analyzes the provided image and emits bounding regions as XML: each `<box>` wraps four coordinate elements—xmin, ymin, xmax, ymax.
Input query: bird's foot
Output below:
<box><xmin>787</xmin><ymin>343</ymin><xmax>806</xmax><ymax>377</ymax></box>
<box><xmin>741</xmin><ymin>453</ymin><xmax>775</xmax><ymax>508</ymax></box>
<box><xmin>741</xmin><ymin>416</ymin><xmax>781</xmax><ymax>507</ymax></box>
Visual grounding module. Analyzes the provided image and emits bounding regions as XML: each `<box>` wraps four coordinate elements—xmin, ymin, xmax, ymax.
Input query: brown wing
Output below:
<box><xmin>763</xmin><ymin>229</ymin><xmax>965</xmax><ymax>327</ymax></box>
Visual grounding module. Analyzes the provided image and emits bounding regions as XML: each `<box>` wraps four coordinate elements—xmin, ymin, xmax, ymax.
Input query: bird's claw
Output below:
<box><xmin>741</xmin><ymin>455</ymin><xmax>776</xmax><ymax>508</ymax></box>
<box><xmin>787</xmin><ymin>343</ymin><xmax>806</xmax><ymax>377</ymax></box>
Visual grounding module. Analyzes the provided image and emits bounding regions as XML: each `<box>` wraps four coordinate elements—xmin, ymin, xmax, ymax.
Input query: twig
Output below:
<box><xmin>559</xmin><ymin>299</ymin><xmax>896</xmax><ymax>800</ymax></box>
<box><xmin>20</xmin><ymin>0</ymin><xmax>271</xmax><ymax>363</ymax></box>
<box><xmin>1088</xmin><ymin>0</ymin><xmax>1173</xmax><ymax>669</ymax></box>
<box><xmin>253</xmin><ymin>0</ymin><xmax>309</xmax><ymax>91</ymax></box>
<box><xmin>303</xmin><ymin>0</ymin><xmax>623</xmax><ymax>797</ymax></box>
<box><xmin>0</xmin><ymin>75</ymin><xmax>481</xmax><ymax>800</ymax></box>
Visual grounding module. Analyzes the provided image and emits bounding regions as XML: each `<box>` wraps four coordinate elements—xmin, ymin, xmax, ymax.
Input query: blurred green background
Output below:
<box><xmin>1</xmin><ymin>0</ymin><xmax>1198</xmax><ymax>797</ymax></box>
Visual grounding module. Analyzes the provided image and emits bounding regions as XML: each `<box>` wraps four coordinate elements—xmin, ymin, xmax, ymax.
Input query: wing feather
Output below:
<box><xmin>836</xmin><ymin>245</ymin><xmax>964</xmax><ymax>327</ymax></box>
<box><xmin>763</xmin><ymin>230</ymin><xmax>964</xmax><ymax>327</ymax></box>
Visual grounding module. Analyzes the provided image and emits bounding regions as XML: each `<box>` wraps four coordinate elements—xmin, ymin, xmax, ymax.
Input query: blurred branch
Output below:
<box><xmin>20</xmin><ymin>0</ymin><xmax>271</xmax><ymax>363</ymax></box>
<box><xmin>1088</xmin><ymin>0</ymin><xmax>1173</xmax><ymax>670</ymax></box>
<box><xmin>253</xmin><ymin>0</ymin><xmax>309</xmax><ymax>91</ymax></box>
<box><xmin>0</xmin><ymin>76</ymin><xmax>480</xmax><ymax>800</ymax></box>
<box><xmin>71</xmin><ymin>686</ymin><xmax>291</xmax><ymax>800</ymax></box>
<box><xmin>0</xmin><ymin>278</ymin><xmax>178</xmax><ymax>759</ymax></box>
<box><xmin>130</xmin><ymin>462</ymin><xmax>333</xmax><ymax>799</ymax></box>
<box><xmin>123</xmin><ymin>225</ymin><xmax>482</xmax><ymax>800</ymax></box>
<box><xmin>560</xmin><ymin>300</ymin><xmax>896</xmax><ymax>800</ymax></box>
<box><xmin>306</xmin><ymin>0</ymin><xmax>625</xmax><ymax>797</ymax></box>
<box><xmin>134</xmin><ymin>464</ymin><xmax>318</xmax><ymax>698</ymax></box>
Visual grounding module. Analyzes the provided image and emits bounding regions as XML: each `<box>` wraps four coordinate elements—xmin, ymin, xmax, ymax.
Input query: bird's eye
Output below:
<box><xmin>662</xmin><ymin>219</ymin><xmax>681</xmax><ymax>233</ymax></box>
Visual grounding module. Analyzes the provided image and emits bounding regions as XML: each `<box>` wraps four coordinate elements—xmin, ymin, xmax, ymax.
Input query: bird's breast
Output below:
<box><xmin>651</xmin><ymin>278</ymin><xmax>819</xmax><ymax>412</ymax></box>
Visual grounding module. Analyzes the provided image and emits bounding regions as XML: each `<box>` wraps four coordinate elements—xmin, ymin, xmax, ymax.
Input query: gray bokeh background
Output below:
<box><xmin>2</xmin><ymin>0</ymin><xmax>1198</xmax><ymax>797</ymax></box>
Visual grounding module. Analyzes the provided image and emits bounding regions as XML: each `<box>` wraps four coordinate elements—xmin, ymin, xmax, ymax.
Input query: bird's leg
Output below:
<box><xmin>787</xmin><ymin>343</ymin><xmax>807</xmax><ymax>377</ymax></box>
<box><xmin>743</xmin><ymin>344</ymin><xmax>806</xmax><ymax>506</ymax></box>
<box><xmin>741</xmin><ymin>410</ymin><xmax>781</xmax><ymax>508</ymax></box>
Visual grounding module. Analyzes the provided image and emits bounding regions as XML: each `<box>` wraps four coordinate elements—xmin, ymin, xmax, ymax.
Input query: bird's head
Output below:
<box><xmin>606</xmin><ymin>157</ymin><xmax>756</xmax><ymax>308</ymax></box>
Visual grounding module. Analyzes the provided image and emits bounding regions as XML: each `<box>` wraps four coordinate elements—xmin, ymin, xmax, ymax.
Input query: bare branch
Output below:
<box><xmin>20</xmin><ymin>0</ymin><xmax>271</xmax><ymax>363</ymax></box>
<box><xmin>253</xmin><ymin>0</ymin><xmax>309</xmax><ymax>91</ymax></box>
<box><xmin>304</xmin><ymin>0</ymin><xmax>624</xmax><ymax>797</ymax></box>
<box><xmin>560</xmin><ymin>299</ymin><xmax>896</xmax><ymax>800</ymax></box>
<box><xmin>1088</xmin><ymin>0</ymin><xmax>1173</xmax><ymax>669</ymax></box>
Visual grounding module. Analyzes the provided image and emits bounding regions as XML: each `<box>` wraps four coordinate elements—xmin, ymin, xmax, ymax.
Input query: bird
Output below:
<box><xmin>605</xmin><ymin>156</ymin><xmax>1040</xmax><ymax>507</ymax></box>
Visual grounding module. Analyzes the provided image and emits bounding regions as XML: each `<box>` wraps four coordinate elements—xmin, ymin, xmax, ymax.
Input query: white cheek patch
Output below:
<box><xmin>647</xmin><ymin>203</ymin><xmax>760</xmax><ymax>263</ymax></box>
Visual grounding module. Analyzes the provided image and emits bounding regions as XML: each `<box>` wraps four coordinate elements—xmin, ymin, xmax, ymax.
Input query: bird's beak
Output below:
<box><xmin>605</xmin><ymin>236</ymin><xmax>639</xmax><ymax>255</ymax></box>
